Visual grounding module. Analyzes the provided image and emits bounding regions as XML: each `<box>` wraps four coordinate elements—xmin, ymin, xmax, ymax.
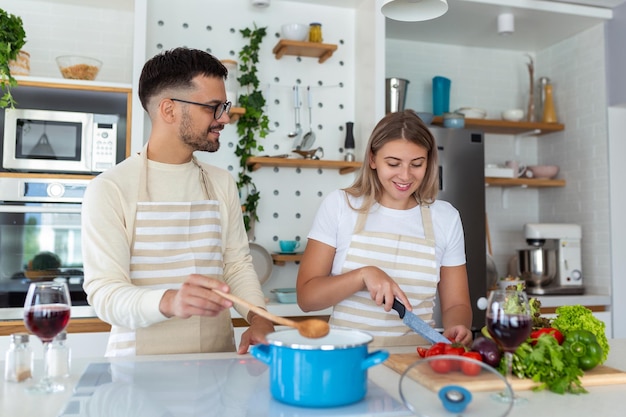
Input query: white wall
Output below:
<box><xmin>386</xmin><ymin>24</ymin><xmax>612</xmax><ymax>300</ymax></box>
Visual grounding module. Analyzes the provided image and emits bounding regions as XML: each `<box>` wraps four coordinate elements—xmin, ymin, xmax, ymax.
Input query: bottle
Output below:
<box><xmin>4</xmin><ymin>333</ymin><xmax>34</xmax><ymax>383</ymax></box>
<box><xmin>344</xmin><ymin>122</ymin><xmax>355</xmax><ymax>162</ymax></box>
<box><xmin>309</xmin><ymin>23</ymin><xmax>322</xmax><ymax>43</ymax></box>
<box><xmin>538</xmin><ymin>77</ymin><xmax>550</xmax><ymax>119</ymax></box>
<box><xmin>542</xmin><ymin>83</ymin><xmax>557</xmax><ymax>123</ymax></box>
<box><xmin>46</xmin><ymin>331</ymin><xmax>71</xmax><ymax>379</ymax></box>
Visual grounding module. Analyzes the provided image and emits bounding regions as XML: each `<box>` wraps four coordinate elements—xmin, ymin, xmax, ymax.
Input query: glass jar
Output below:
<box><xmin>46</xmin><ymin>331</ymin><xmax>71</xmax><ymax>379</ymax></box>
<box><xmin>4</xmin><ymin>333</ymin><xmax>34</xmax><ymax>383</ymax></box>
<box><xmin>309</xmin><ymin>23</ymin><xmax>323</xmax><ymax>43</ymax></box>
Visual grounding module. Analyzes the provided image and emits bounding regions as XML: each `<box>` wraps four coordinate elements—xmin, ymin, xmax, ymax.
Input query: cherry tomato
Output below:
<box><xmin>429</xmin><ymin>357</ymin><xmax>453</xmax><ymax>374</ymax></box>
<box><xmin>417</xmin><ymin>347</ymin><xmax>428</xmax><ymax>358</ymax></box>
<box><xmin>460</xmin><ymin>351</ymin><xmax>483</xmax><ymax>376</ymax></box>
<box><xmin>425</xmin><ymin>342</ymin><xmax>448</xmax><ymax>357</ymax></box>
<box><xmin>444</xmin><ymin>343</ymin><xmax>466</xmax><ymax>370</ymax></box>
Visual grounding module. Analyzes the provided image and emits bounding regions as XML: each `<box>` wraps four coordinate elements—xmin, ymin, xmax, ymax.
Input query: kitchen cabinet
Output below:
<box><xmin>272</xmin><ymin>39</ymin><xmax>338</xmax><ymax>64</ymax></box>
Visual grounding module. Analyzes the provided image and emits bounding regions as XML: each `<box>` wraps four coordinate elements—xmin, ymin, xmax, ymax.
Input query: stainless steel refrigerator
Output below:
<box><xmin>431</xmin><ymin>127</ymin><xmax>486</xmax><ymax>332</ymax></box>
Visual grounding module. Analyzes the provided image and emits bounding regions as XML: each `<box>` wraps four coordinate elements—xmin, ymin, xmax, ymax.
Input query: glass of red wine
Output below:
<box><xmin>23</xmin><ymin>281</ymin><xmax>71</xmax><ymax>393</ymax></box>
<box><xmin>486</xmin><ymin>289</ymin><xmax>532</xmax><ymax>404</ymax></box>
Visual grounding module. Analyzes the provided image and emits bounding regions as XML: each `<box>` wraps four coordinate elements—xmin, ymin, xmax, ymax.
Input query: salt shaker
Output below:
<box><xmin>46</xmin><ymin>331</ymin><xmax>71</xmax><ymax>379</ymax></box>
<box><xmin>4</xmin><ymin>333</ymin><xmax>34</xmax><ymax>383</ymax></box>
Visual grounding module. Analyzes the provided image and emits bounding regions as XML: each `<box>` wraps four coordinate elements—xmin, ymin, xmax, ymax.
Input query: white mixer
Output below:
<box><xmin>518</xmin><ymin>223</ymin><xmax>584</xmax><ymax>295</ymax></box>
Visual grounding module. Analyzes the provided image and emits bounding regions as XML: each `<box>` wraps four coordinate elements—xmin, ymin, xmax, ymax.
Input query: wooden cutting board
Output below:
<box><xmin>385</xmin><ymin>353</ymin><xmax>626</xmax><ymax>392</ymax></box>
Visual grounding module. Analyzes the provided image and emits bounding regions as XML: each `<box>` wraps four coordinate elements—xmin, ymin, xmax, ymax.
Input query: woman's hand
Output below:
<box><xmin>361</xmin><ymin>266</ymin><xmax>412</xmax><ymax>312</ymax></box>
<box><xmin>443</xmin><ymin>324</ymin><xmax>473</xmax><ymax>347</ymax></box>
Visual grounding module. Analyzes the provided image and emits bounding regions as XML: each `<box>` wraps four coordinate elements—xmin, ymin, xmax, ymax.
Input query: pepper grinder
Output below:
<box><xmin>344</xmin><ymin>122</ymin><xmax>355</xmax><ymax>162</ymax></box>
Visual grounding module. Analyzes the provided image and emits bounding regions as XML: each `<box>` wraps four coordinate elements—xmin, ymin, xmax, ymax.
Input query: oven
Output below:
<box><xmin>0</xmin><ymin>177</ymin><xmax>89</xmax><ymax>308</ymax></box>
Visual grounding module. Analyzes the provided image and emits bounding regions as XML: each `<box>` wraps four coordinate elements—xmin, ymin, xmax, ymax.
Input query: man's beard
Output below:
<box><xmin>179</xmin><ymin>110</ymin><xmax>221</xmax><ymax>152</ymax></box>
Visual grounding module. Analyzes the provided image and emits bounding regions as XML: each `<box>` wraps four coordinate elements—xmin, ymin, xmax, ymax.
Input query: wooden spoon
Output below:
<box><xmin>213</xmin><ymin>289</ymin><xmax>330</xmax><ymax>339</ymax></box>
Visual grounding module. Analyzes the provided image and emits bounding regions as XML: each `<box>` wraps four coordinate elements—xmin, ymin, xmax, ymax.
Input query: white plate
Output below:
<box><xmin>249</xmin><ymin>242</ymin><xmax>273</xmax><ymax>285</ymax></box>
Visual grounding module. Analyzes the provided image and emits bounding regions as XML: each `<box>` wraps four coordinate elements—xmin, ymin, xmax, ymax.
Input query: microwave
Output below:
<box><xmin>2</xmin><ymin>108</ymin><xmax>118</xmax><ymax>174</ymax></box>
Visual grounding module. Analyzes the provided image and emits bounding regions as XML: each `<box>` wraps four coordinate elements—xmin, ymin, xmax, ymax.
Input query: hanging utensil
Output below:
<box><xmin>301</xmin><ymin>86</ymin><xmax>316</xmax><ymax>150</ymax></box>
<box><xmin>289</xmin><ymin>86</ymin><xmax>303</xmax><ymax>149</ymax></box>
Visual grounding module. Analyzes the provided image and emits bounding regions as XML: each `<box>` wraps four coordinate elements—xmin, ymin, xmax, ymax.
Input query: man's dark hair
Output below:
<box><xmin>138</xmin><ymin>47</ymin><xmax>228</xmax><ymax>111</ymax></box>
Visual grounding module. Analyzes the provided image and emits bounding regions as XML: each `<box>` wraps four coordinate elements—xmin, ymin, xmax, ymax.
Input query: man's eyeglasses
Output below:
<box><xmin>170</xmin><ymin>98</ymin><xmax>232</xmax><ymax>119</ymax></box>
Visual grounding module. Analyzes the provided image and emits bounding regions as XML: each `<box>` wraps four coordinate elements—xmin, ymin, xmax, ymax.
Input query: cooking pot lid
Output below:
<box><xmin>266</xmin><ymin>328</ymin><xmax>372</xmax><ymax>350</ymax></box>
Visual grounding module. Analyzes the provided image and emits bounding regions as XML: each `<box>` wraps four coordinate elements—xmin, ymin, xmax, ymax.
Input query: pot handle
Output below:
<box><xmin>249</xmin><ymin>344</ymin><xmax>272</xmax><ymax>365</ymax></box>
<box><xmin>361</xmin><ymin>350</ymin><xmax>389</xmax><ymax>370</ymax></box>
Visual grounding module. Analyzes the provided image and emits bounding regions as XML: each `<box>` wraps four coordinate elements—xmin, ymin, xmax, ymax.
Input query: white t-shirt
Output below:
<box><xmin>307</xmin><ymin>190</ymin><xmax>467</xmax><ymax>277</ymax></box>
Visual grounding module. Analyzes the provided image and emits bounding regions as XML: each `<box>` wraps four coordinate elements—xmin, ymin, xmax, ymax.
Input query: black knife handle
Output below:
<box><xmin>391</xmin><ymin>298</ymin><xmax>406</xmax><ymax>319</ymax></box>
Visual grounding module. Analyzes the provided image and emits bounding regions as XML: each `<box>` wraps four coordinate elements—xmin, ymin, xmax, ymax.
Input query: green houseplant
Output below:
<box><xmin>0</xmin><ymin>8</ymin><xmax>26</xmax><ymax>108</ymax></box>
<box><xmin>236</xmin><ymin>24</ymin><xmax>270</xmax><ymax>235</ymax></box>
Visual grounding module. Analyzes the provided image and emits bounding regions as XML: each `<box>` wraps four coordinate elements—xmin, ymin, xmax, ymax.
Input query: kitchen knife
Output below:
<box><xmin>391</xmin><ymin>299</ymin><xmax>451</xmax><ymax>344</ymax></box>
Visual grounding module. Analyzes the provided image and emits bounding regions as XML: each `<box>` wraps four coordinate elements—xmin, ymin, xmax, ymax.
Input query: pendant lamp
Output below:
<box><xmin>381</xmin><ymin>0</ymin><xmax>448</xmax><ymax>22</ymax></box>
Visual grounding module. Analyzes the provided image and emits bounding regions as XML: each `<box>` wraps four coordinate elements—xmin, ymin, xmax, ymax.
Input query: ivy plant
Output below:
<box><xmin>0</xmin><ymin>8</ymin><xmax>26</xmax><ymax>108</ymax></box>
<box><xmin>236</xmin><ymin>24</ymin><xmax>270</xmax><ymax>234</ymax></box>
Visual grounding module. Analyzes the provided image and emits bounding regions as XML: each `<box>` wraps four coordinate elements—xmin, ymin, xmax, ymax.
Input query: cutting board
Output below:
<box><xmin>385</xmin><ymin>353</ymin><xmax>626</xmax><ymax>392</ymax></box>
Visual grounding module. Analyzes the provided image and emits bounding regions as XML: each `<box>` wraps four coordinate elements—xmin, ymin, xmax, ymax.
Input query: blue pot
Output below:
<box><xmin>250</xmin><ymin>328</ymin><xmax>389</xmax><ymax>408</ymax></box>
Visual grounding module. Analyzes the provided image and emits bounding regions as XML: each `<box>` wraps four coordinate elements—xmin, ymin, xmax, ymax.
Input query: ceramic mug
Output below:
<box><xmin>505</xmin><ymin>160</ymin><xmax>527</xmax><ymax>178</ymax></box>
<box><xmin>279</xmin><ymin>240</ymin><xmax>300</xmax><ymax>253</ymax></box>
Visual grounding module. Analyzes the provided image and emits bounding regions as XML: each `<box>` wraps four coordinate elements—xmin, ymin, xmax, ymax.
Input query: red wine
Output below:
<box><xmin>24</xmin><ymin>304</ymin><xmax>71</xmax><ymax>342</ymax></box>
<box><xmin>486</xmin><ymin>313</ymin><xmax>531</xmax><ymax>352</ymax></box>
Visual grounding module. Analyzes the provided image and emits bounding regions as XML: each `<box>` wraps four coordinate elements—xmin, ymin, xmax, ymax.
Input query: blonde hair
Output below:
<box><xmin>344</xmin><ymin>110</ymin><xmax>439</xmax><ymax>212</ymax></box>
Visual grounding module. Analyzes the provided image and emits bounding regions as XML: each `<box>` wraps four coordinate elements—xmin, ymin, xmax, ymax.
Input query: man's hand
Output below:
<box><xmin>237</xmin><ymin>312</ymin><xmax>275</xmax><ymax>354</ymax></box>
<box><xmin>159</xmin><ymin>274</ymin><xmax>232</xmax><ymax>318</ymax></box>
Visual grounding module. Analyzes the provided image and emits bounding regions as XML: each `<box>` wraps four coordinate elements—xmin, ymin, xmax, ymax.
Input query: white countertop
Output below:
<box><xmin>1</xmin><ymin>339</ymin><xmax>624</xmax><ymax>417</ymax></box>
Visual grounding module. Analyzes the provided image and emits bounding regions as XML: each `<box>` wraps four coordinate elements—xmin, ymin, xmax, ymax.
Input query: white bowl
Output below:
<box><xmin>455</xmin><ymin>107</ymin><xmax>486</xmax><ymax>119</ymax></box>
<box><xmin>281</xmin><ymin>23</ymin><xmax>308</xmax><ymax>41</ymax></box>
<box><xmin>501</xmin><ymin>109</ymin><xmax>524</xmax><ymax>122</ymax></box>
<box><xmin>526</xmin><ymin>165</ymin><xmax>559</xmax><ymax>179</ymax></box>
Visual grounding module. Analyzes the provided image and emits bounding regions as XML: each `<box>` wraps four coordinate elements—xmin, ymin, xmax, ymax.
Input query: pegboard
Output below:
<box><xmin>145</xmin><ymin>0</ymin><xmax>360</xmax><ymax>291</ymax></box>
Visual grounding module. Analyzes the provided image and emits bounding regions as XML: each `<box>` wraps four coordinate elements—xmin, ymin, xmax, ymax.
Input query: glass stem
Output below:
<box><xmin>41</xmin><ymin>341</ymin><xmax>52</xmax><ymax>387</ymax></box>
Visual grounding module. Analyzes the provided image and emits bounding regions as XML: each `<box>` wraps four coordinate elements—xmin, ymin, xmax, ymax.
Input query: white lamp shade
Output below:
<box><xmin>381</xmin><ymin>0</ymin><xmax>448</xmax><ymax>22</ymax></box>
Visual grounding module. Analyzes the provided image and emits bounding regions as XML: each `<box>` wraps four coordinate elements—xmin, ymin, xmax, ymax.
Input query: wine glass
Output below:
<box><xmin>485</xmin><ymin>289</ymin><xmax>532</xmax><ymax>404</ymax></box>
<box><xmin>23</xmin><ymin>281</ymin><xmax>71</xmax><ymax>393</ymax></box>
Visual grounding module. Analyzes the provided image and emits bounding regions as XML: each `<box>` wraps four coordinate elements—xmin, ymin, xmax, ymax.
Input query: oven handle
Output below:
<box><xmin>0</xmin><ymin>205</ymin><xmax>82</xmax><ymax>214</ymax></box>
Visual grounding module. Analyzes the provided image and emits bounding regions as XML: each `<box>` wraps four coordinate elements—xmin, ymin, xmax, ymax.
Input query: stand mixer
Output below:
<box><xmin>518</xmin><ymin>223</ymin><xmax>584</xmax><ymax>295</ymax></box>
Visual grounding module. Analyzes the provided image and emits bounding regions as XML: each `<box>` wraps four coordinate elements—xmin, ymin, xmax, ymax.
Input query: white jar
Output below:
<box><xmin>46</xmin><ymin>331</ymin><xmax>71</xmax><ymax>379</ymax></box>
<box><xmin>4</xmin><ymin>333</ymin><xmax>34</xmax><ymax>383</ymax></box>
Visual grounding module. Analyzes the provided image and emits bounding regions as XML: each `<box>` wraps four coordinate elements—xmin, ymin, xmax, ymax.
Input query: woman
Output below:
<box><xmin>296</xmin><ymin>110</ymin><xmax>473</xmax><ymax>347</ymax></box>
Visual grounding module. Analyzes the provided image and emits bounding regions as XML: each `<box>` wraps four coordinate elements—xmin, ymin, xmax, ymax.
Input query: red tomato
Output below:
<box><xmin>425</xmin><ymin>342</ymin><xmax>448</xmax><ymax>357</ymax></box>
<box><xmin>417</xmin><ymin>347</ymin><xmax>428</xmax><ymax>358</ymax></box>
<box><xmin>460</xmin><ymin>351</ymin><xmax>483</xmax><ymax>376</ymax></box>
<box><xmin>429</xmin><ymin>357</ymin><xmax>453</xmax><ymax>374</ymax></box>
<box><xmin>444</xmin><ymin>343</ymin><xmax>466</xmax><ymax>370</ymax></box>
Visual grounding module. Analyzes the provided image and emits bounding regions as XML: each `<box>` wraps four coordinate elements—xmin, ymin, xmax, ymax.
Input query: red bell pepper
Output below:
<box><xmin>530</xmin><ymin>328</ymin><xmax>564</xmax><ymax>345</ymax></box>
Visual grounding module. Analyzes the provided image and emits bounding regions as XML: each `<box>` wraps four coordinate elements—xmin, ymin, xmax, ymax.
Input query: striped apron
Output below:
<box><xmin>105</xmin><ymin>145</ymin><xmax>235</xmax><ymax>356</ymax></box>
<box><xmin>330</xmin><ymin>205</ymin><xmax>438</xmax><ymax>346</ymax></box>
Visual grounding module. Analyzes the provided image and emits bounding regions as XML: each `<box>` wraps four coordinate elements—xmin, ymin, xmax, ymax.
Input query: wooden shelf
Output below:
<box><xmin>229</xmin><ymin>106</ymin><xmax>245</xmax><ymax>123</ymax></box>
<box><xmin>272</xmin><ymin>40</ymin><xmax>338</xmax><ymax>63</ymax></box>
<box><xmin>432</xmin><ymin>117</ymin><xmax>565</xmax><ymax>136</ymax></box>
<box><xmin>271</xmin><ymin>253</ymin><xmax>303</xmax><ymax>266</ymax></box>
<box><xmin>485</xmin><ymin>177</ymin><xmax>566</xmax><ymax>188</ymax></box>
<box><xmin>246</xmin><ymin>156</ymin><xmax>361</xmax><ymax>175</ymax></box>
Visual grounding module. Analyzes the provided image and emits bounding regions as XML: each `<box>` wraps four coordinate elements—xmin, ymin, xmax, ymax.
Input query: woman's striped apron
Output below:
<box><xmin>105</xmin><ymin>145</ymin><xmax>235</xmax><ymax>356</ymax></box>
<box><xmin>330</xmin><ymin>205</ymin><xmax>439</xmax><ymax>346</ymax></box>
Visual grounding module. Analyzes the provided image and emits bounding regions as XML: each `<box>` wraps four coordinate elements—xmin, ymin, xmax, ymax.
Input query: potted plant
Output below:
<box><xmin>0</xmin><ymin>8</ymin><xmax>26</xmax><ymax>108</ymax></box>
<box><xmin>236</xmin><ymin>24</ymin><xmax>270</xmax><ymax>237</ymax></box>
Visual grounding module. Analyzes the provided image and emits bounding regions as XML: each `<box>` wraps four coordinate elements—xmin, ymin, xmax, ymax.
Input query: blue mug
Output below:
<box><xmin>279</xmin><ymin>240</ymin><xmax>300</xmax><ymax>253</ymax></box>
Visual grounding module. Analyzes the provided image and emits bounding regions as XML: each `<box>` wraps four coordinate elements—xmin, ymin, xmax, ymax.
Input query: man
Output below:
<box><xmin>82</xmin><ymin>47</ymin><xmax>274</xmax><ymax>356</ymax></box>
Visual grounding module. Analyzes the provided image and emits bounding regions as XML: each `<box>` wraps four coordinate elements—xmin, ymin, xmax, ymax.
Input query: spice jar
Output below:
<box><xmin>309</xmin><ymin>23</ymin><xmax>323</xmax><ymax>43</ymax></box>
<box><xmin>4</xmin><ymin>333</ymin><xmax>34</xmax><ymax>383</ymax></box>
<box><xmin>46</xmin><ymin>331</ymin><xmax>71</xmax><ymax>379</ymax></box>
